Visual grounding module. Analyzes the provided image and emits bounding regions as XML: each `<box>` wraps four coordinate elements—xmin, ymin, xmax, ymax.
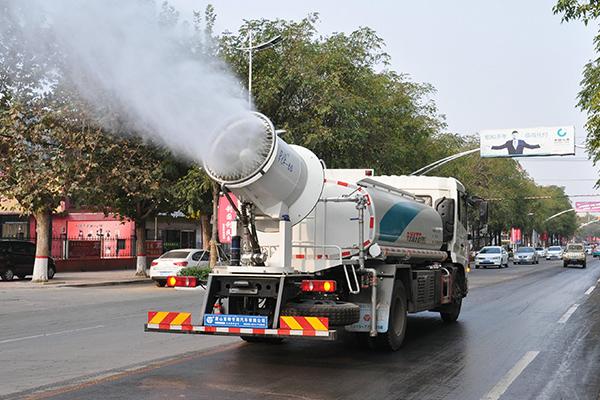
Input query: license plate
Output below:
<box><xmin>481</xmin><ymin>260</ymin><xmax>492</xmax><ymax>264</ymax></box>
<box><xmin>203</xmin><ymin>314</ymin><xmax>268</xmax><ymax>329</ymax></box>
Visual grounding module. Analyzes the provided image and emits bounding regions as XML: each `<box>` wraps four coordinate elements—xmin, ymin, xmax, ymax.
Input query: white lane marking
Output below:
<box><xmin>557</xmin><ymin>304</ymin><xmax>579</xmax><ymax>324</ymax></box>
<box><xmin>0</xmin><ymin>325</ymin><xmax>104</xmax><ymax>344</ymax></box>
<box><xmin>482</xmin><ymin>351</ymin><xmax>540</xmax><ymax>400</ymax></box>
<box><xmin>585</xmin><ymin>285</ymin><xmax>596</xmax><ymax>295</ymax></box>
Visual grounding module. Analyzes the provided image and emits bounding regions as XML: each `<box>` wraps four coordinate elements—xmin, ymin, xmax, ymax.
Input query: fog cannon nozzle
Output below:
<box><xmin>204</xmin><ymin>112</ymin><xmax>276</xmax><ymax>185</ymax></box>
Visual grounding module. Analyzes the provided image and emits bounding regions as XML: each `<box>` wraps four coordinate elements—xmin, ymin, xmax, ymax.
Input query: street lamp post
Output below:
<box><xmin>410</xmin><ymin>148</ymin><xmax>479</xmax><ymax>176</ymax></box>
<box><xmin>238</xmin><ymin>30</ymin><xmax>283</xmax><ymax>106</ymax></box>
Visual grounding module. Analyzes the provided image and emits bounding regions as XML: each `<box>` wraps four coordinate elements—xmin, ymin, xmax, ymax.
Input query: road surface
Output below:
<box><xmin>2</xmin><ymin>258</ymin><xmax>600</xmax><ymax>400</ymax></box>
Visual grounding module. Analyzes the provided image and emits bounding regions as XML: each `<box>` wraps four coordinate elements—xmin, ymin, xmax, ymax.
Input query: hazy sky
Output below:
<box><xmin>171</xmin><ymin>0</ymin><xmax>599</xmax><ymax>203</ymax></box>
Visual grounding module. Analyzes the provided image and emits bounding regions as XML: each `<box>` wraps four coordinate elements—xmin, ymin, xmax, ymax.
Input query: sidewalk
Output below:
<box><xmin>0</xmin><ymin>270</ymin><xmax>152</xmax><ymax>289</ymax></box>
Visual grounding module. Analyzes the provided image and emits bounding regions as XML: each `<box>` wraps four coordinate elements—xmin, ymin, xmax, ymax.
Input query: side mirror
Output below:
<box><xmin>435</xmin><ymin>197</ymin><xmax>455</xmax><ymax>243</ymax></box>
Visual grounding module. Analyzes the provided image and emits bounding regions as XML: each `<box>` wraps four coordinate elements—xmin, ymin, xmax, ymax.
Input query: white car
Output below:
<box><xmin>546</xmin><ymin>246</ymin><xmax>563</xmax><ymax>260</ymax></box>
<box><xmin>150</xmin><ymin>249</ymin><xmax>210</xmax><ymax>287</ymax></box>
<box><xmin>474</xmin><ymin>246</ymin><xmax>509</xmax><ymax>269</ymax></box>
<box><xmin>535</xmin><ymin>247</ymin><xmax>546</xmax><ymax>258</ymax></box>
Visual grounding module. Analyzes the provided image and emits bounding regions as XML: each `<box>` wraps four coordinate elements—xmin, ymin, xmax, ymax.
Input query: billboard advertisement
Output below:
<box><xmin>480</xmin><ymin>126</ymin><xmax>575</xmax><ymax>158</ymax></box>
<box><xmin>575</xmin><ymin>202</ymin><xmax>600</xmax><ymax>213</ymax></box>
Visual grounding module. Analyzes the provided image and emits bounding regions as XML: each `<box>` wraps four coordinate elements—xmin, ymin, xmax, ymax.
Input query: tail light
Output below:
<box><xmin>301</xmin><ymin>280</ymin><xmax>336</xmax><ymax>293</ymax></box>
<box><xmin>151</xmin><ymin>261</ymin><xmax>158</xmax><ymax>266</ymax></box>
<box><xmin>166</xmin><ymin>276</ymin><xmax>198</xmax><ymax>287</ymax></box>
<box><xmin>174</xmin><ymin>261</ymin><xmax>188</xmax><ymax>266</ymax></box>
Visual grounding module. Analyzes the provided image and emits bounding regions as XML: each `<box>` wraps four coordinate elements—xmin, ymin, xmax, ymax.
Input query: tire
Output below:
<box><xmin>155</xmin><ymin>279</ymin><xmax>166</xmax><ymax>287</ymax></box>
<box><xmin>504</xmin><ymin>263</ymin><xmax>509</xmax><ymax>268</ymax></box>
<box><xmin>48</xmin><ymin>265</ymin><xmax>56</xmax><ymax>280</ymax></box>
<box><xmin>583</xmin><ymin>263</ymin><xmax>587</xmax><ymax>269</ymax></box>
<box><xmin>17</xmin><ymin>274</ymin><xmax>27</xmax><ymax>280</ymax></box>
<box><xmin>280</xmin><ymin>299</ymin><xmax>360</xmax><ymax>326</ymax></box>
<box><xmin>475</xmin><ymin>265</ymin><xmax>480</xmax><ymax>269</ymax></box>
<box><xmin>1</xmin><ymin>268</ymin><xmax>14</xmax><ymax>281</ymax></box>
<box><xmin>440</xmin><ymin>278</ymin><xmax>463</xmax><ymax>323</ymax></box>
<box><xmin>369</xmin><ymin>280</ymin><xmax>407</xmax><ymax>351</ymax></box>
<box><xmin>563</xmin><ymin>262</ymin><xmax>568</xmax><ymax>268</ymax></box>
<box><xmin>240</xmin><ymin>336</ymin><xmax>284</xmax><ymax>344</ymax></box>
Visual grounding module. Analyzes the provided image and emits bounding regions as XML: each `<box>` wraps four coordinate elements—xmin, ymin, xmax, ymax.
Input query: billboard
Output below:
<box><xmin>575</xmin><ymin>201</ymin><xmax>600</xmax><ymax>213</ymax></box>
<box><xmin>480</xmin><ymin>126</ymin><xmax>575</xmax><ymax>158</ymax></box>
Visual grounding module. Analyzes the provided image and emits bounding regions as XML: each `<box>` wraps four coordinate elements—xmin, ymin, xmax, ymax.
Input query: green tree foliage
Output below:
<box><xmin>218</xmin><ymin>15</ymin><xmax>444</xmax><ymax>174</ymax></box>
<box><xmin>554</xmin><ymin>1</ymin><xmax>600</xmax><ymax>172</ymax></box>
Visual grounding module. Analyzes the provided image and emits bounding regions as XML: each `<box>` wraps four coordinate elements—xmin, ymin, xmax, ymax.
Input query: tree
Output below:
<box><xmin>91</xmin><ymin>134</ymin><xmax>189</xmax><ymax>276</ymax></box>
<box><xmin>217</xmin><ymin>15</ymin><xmax>445</xmax><ymax>175</ymax></box>
<box><xmin>0</xmin><ymin>95</ymin><xmax>113</xmax><ymax>281</ymax></box>
<box><xmin>554</xmin><ymin>1</ymin><xmax>600</xmax><ymax>179</ymax></box>
<box><xmin>172</xmin><ymin>167</ymin><xmax>213</xmax><ymax>251</ymax></box>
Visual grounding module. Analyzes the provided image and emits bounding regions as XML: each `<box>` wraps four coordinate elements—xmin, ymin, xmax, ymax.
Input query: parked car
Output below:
<box><xmin>0</xmin><ymin>240</ymin><xmax>56</xmax><ymax>281</ymax></box>
<box><xmin>593</xmin><ymin>246</ymin><xmax>600</xmax><ymax>258</ymax></box>
<box><xmin>514</xmin><ymin>246</ymin><xmax>539</xmax><ymax>264</ymax></box>
<box><xmin>535</xmin><ymin>247</ymin><xmax>546</xmax><ymax>258</ymax></box>
<box><xmin>149</xmin><ymin>248</ymin><xmax>228</xmax><ymax>287</ymax></box>
<box><xmin>563</xmin><ymin>243</ymin><xmax>586</xmax><ymax>268</ymax></box>
<box><xmin>546</xmin><ymin>246</ymin><xmax>564</xmax><ymax>260</ymax></box>
<box><xmin>474</xmin><ymin>246</ymin><xmax>509</xmax><ymax>269</ymax></box>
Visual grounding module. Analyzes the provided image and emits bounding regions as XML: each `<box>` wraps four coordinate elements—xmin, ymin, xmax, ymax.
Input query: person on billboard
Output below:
<box><xmin>491</xmin><ymin>130</ymin><xmax>540</xmax><ymax>155</ymax></box>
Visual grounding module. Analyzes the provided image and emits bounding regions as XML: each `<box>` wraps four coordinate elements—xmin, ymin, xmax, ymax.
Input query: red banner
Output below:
<box><xmin>218</xmin><ymin>194</ymin><xmax>238</xmax><ymax>244</ymax></box>
<box><xmin>510</xmin><ymin>227</ymin><xmax>522</xmax><ymax>244</ymax></box>
<box><xmin>145</xmin><ymin>240</ymin><xmax>163</xmax><ymax>257</ymax></box>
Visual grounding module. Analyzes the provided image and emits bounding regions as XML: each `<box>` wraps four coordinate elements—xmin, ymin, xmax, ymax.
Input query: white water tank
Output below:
<box><xmin>204</xmin><ymin>112</ymin><xmax>324</xmax><ymax>225</ymax></box>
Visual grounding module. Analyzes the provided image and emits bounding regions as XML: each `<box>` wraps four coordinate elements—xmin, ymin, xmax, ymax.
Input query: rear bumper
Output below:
<box><xmin>144</xmin><ymin>323</ymin><xmax>337</xmax><ymax>340</ymax></box>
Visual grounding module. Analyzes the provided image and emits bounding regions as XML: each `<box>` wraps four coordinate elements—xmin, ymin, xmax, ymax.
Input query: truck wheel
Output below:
<box><xmin>563</xmin><ymin>262</ymin><xmax>568</xmax><ymax>268</ymax></box>
<box><xmin>240</xmin><ymin>336</ymin><xmax>284</xmax><ymax>344</ymax></box>
<box><xmin>280</xmin><ymin>299</ymin><xmax>360</xmax><ymax>326</ymax></box>
<box><xmin>583</xmin><ymin>262</ymin><xmax>587</xmax><ymax>269</ymax></box>
<box><xmin>369</xmin><ymin>280</ymin><xmax>407</xmax><ymax>351</ymax></box>
<box><xmin>440</xmin><ymin>278</ymin><xmax>462</xmax><ymax>323</ymax></box>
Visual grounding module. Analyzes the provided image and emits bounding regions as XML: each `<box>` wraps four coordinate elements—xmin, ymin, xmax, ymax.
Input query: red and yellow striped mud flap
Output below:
<box><xmin>279</xmin><ymin>316</ymin><xmax>329</xmax><ymax>332</ymax></box>
<box><xmin>146</xmin><ymin>311</ymin><xmax>192</xmax><ymax>331</ymax></box>
<box><xmin>144</xmin><ymin>312</ymin><xmax>336</xmax><ymax>340</ymax></box>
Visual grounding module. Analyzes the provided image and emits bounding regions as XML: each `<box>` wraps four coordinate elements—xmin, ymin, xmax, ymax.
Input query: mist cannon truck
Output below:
<box><xmin>145</xmin><ymin>112</ymin><xmax>476</xmax><ymax>350</ymax></box>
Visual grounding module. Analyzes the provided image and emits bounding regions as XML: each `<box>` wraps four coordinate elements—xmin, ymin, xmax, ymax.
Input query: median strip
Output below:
<box><xmin>482</xmin><ymin>350</ymin><xmax>540</xmax><ymax>400</ymax></box>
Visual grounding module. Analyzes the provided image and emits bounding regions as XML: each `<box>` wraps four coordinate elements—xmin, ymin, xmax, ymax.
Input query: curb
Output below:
<box><xmin>61</xmin><ymin>279</ymin><xmax>153</xmax><ymax>288</ymax></box>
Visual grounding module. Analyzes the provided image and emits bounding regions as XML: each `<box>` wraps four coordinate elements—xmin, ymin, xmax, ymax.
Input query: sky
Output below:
<box><xmin>171</xmin><ymin>0</ymin><xmax>600</xmax><ymax>203</ymax></box>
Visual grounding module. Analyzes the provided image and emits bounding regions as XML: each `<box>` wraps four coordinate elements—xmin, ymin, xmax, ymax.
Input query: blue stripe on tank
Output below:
<box><xmin>378</xmin><ymin>202</ymin><xmax>423</xmax><ymax>243</ymax></box>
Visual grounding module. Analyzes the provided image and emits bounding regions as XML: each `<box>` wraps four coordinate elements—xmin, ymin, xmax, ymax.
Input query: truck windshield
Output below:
<box><xmin>567</xmin><ymin>245</ymin><xmax>583</xmax><ymax>251</ymax></box>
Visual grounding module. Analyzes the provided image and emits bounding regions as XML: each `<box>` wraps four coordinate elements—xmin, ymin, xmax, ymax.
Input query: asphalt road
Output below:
<box><xmin>2</xmin><ymin>258</ymin><xmax>600</xmax><ymax>400</ymax></box>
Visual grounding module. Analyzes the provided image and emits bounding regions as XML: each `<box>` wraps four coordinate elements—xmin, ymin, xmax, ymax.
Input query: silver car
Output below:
<box><xmin>475</xmin><ymin>246</ymin><xmax>509</xmax><ymax>269</ymax></box>
<box><xmin>514</xmin><ymin>247</ymin><xmax>539</xmax><ymax>264</ymax></box>
<box><xmin>546</xmin><ymin>246</ymin><xmax>563</xmax><ymax>260</ymax></box>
